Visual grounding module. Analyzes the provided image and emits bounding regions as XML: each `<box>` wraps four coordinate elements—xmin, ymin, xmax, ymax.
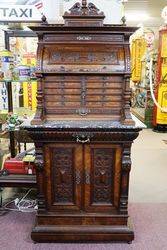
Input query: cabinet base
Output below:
<box><xmin>31</xmin><ymin>223</ymin><xmax>134</xmax><ymax>243</ymax></box>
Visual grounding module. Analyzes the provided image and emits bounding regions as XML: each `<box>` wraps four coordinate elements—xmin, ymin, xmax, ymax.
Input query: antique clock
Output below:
<box><xmin>23</xmin><ymin>0</ymin><xmax>142</xmax><ymax>243</ymax></box>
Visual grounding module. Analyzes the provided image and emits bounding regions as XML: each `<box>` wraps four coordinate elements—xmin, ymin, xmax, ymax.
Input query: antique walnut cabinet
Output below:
<box><xmin>24</xmin><ymin>0</ymin><xmax>142</xmax><ymax>243</ymax></box>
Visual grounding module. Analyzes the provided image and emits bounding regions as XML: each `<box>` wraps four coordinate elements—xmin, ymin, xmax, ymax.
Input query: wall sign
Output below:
<box><xmin>0</xmin><ymin>82</ymin><xmax>8</xmax><ymax>110</ymax></box>
<box><xmin>0</xmin><ymin>4</ymin><xmax>42</xmax><ymax>22</ymax></box>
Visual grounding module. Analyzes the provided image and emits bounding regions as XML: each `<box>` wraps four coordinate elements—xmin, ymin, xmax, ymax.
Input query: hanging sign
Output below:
<box><xmin>0</xmin><ymin>82</ymin><xmax>8</xmax><ymax>110</ymax></box>
<box><xmin>0</xmin><ymin>49</ymin><xmax>14</xmax><ymax>81</ymax></box>
<box><xmin>0</xmin><ymin>4</ymin><xmax>42</xmax><ymax>22</ymax></box>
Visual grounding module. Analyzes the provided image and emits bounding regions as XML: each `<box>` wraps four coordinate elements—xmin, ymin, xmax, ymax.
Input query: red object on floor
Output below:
<box><xmin>3</xmin><ymin>158</ymin><xmax>35</xmax><ymax>175</ymax></box>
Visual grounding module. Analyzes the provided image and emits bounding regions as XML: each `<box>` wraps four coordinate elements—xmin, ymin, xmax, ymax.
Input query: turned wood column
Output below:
<box><xmin>31</xmin><ymin>34</ymin><xmax>45</xmax><ymax>125</ymax></box>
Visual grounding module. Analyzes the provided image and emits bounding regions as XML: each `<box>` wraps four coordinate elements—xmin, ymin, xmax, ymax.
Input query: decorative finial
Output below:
<box><xmin>41</xmin><ymin>14</ymin><xmax>48</xmax><ymax>25</ymax></box>
<box><xmin>121</xmin><ymin>16</ymin><xmax>126</xmax><ymax>26</ymax></box>
<box><xmin>82</xmin><ymin>0</ymin><xmax>87</xmax><ymax>8</ymax></box>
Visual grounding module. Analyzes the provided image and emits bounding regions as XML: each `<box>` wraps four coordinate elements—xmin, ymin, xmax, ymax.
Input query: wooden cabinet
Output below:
<box><xmin>23</xmin><ymin>0</ymin><xmax>142</xmax><ymax>243</ymax></box>
<box><xmin>44</xmin><ymin>143</ymin><xmax>121</xmax><ymax>213</ymax></box>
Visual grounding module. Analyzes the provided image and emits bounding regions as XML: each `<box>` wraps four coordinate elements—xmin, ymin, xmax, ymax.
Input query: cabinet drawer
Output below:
<box><xmin>44</xmin><ymin>74</ymin><xmax>123</xmax><ymax>119</ymax></box>
<box><xmin>43</xmin><ymin>34</ymin><xmax>124</xmax><ymax>43</ymax></box>
<box><xmin>37</xmin><ymin>130</ymin><xmax>132</xmax><ymax>143</ymax></box>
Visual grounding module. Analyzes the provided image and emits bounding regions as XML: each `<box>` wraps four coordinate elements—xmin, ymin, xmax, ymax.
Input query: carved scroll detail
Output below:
<box><xmin>66</xmin><ymin>1</ymin><xmax>103</xmax><ymax>16</ymax></box>
<box><xmin>34</xmin><ymin>147</ymin><xmax>44</xmax><ymax>172</ymax></box>
<box><xmin>34</xmin><ymin>143</ymin><xmax>46</xmax><ymax>212</ymax></box>
<box><xmin>122</xmin><ymin>147</ymin><xmax>132</xmax><ymax>172</ymax></box>
<box><xmin>119</xmin><ymin>143</ymin><xmax>132</xmax><ymax>214</ymax></box>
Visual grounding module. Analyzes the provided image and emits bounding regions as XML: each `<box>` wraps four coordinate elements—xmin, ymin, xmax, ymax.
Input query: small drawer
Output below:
<box><xmin>43</xmin><ymin>34</ymin><xmax>124</xmax><ymax>43</ymax></box>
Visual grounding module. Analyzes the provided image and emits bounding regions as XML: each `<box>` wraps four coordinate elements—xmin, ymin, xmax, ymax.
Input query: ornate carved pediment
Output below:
<box><xmin>63</xmin><ymin>0</ymin><xmax>105</xmax><ymax>27</ymax></box>
<box><xmin>66</xmin><ymin>1</ymin><xmax>102</xmax><ymax>16</ymax></box>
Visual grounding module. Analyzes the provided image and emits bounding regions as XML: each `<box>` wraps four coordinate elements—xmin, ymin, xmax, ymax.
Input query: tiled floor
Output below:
<box><xmin>130</xmin><ymin>128</ymin><xmax>167</xmax><ymax>203</ymax></box>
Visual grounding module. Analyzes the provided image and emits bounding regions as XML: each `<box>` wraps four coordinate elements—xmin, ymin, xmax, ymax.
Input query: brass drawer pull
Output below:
<box><xmin>80</xmin><ymin>111</ymin><xmax>88</xmax><ymax>116</ymax></box>
<box><xmin>76</xmin><ymin>108</ymin><xmax>90</xmax><ymax>116</ymax></box>
<box><xmin>76</xmin><ymin>170</ymin><xmax>81</xmax><ymax>185</ymax></box>
<box><xmin>76</xmin><ymin>136</ymin><xmax>90</xmax><ymax>144</ymax></box>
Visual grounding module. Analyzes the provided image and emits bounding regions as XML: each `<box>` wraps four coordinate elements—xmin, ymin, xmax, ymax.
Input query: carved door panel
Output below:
<box><xmin>84</xmin><ymin>144</ymin><xmax>122</xmax><ymax>213</ymax></box>
<box><xmin>45</xmin><ymin>143</ymin><xmax>83</xmax><ymax>212</ymax></box>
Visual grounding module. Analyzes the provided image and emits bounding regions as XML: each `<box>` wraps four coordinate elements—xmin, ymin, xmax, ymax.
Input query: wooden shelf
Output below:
<box><xmin>0</xmin><ymin>174</ymin><xmax>37</xmax><ymax>188</ymax></box>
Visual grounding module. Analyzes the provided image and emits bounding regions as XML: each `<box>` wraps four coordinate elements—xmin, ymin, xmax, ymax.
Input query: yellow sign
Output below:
<box><xmin>156</xmin><ymin>83</ymin><xmax>167</xmax><ymax>124</ymax></box>
<box><xmin>161</xmin><ymin>33</ymin><xmax>167</xmax><ymax>57</ymax></box>
<box><xmin>23</xmin><ymin>81</ymin><xmax>37</xmax><ymax>111</ymax></box>
<box><xmin>131</xmin><ymin>38</ymin><xmax>147</xmax><ymax>82</ymax></box>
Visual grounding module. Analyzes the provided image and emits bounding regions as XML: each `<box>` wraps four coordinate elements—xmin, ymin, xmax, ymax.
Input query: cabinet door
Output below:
<box><xmin>84</xmin><ymin>144</ymin><xmax>122</xmax><ymax>213</ymax></box>
<box><xmin>45</xmin><ymin>143</ymin><xmax>83</xmax><ymax>212</ymax></box>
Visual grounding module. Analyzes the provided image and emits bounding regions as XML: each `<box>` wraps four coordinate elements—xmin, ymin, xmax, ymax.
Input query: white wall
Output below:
<box><xmin>42</xmin><ymin>0</ymin><xmax>60</xmax><ymax>23</ymax></box>
<box><xmin>0</xmin><ymin>25</ymin><xmax>7</xmax><ymax>51</ymax></box>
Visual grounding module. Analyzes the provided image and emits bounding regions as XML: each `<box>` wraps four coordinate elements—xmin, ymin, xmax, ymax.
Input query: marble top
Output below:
<box><xmin>21</xmin><ymin>115</ymin><xmax>146</xmax><ymax>131</ymax></box>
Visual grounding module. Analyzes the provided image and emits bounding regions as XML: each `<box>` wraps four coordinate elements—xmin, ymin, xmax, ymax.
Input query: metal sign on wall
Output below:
<box><xmin>0</xmin><ymin>0</ymin><xmax>43</xmax><ymax>22</ymax></box>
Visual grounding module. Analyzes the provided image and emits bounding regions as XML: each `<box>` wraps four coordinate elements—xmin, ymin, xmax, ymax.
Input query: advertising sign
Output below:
<box><xmin>0</xmin><ymin>0</ymin><xmax>43</xmax><ymax>22</ymax></box>
<box><xmin>0</xmin><ymin>82</ymin><xmax>8</xmax><ymax>110</ymax></box>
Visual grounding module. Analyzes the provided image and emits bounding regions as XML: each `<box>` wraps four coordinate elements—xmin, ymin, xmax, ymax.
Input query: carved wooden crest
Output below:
<box><xmin>63</xmin><ymin>0</ymin><xmax>105</xmax><ymax>27</ymax></box>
